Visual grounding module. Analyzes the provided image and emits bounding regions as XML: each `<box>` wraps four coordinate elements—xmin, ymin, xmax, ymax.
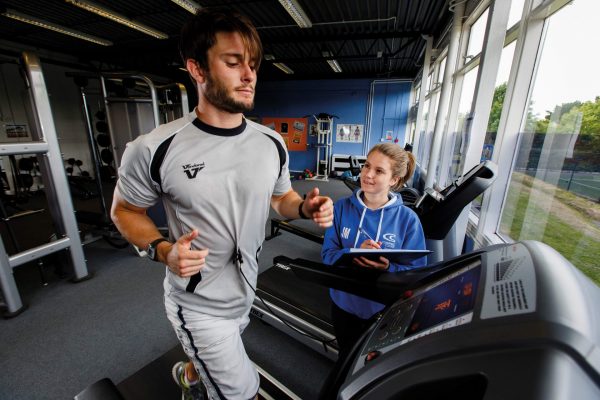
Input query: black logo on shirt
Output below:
<box><xmin>182</xmin><ymin>162</ymin><xmax>205</xmax><ymax>179</ymax></box>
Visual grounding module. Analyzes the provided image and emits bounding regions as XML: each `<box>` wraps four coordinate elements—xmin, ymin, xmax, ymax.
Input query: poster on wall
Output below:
<box><xmin>5</xmin><ymin>123</ymin><xmax>29</xmax><ymax>138</ymax></box>
<box><xmin>336</xmin><ymin>124</ymin><xmax>363</xmax><ymax>143</ymax></box>
<box><xmin>261</xmin><ymin>117</ymin><xmax>308</xmax><ymax>151</ymax></box>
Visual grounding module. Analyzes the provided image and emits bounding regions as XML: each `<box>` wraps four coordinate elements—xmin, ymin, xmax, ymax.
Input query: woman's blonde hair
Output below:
<box><xmin>367</xmin><ymin>143</ymin><xmax>416</xmax><ymax>192</ymax></box>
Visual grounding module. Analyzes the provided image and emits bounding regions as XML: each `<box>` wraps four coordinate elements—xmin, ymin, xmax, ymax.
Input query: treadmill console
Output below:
<box><xmin>353</xmin><ymin>259</ymin><xmax>482</xmax><ymax>373</ymax></box>
<box><xmin>338</xmin><ymin>241</ymin><xmax>600</xmax><ymax>400</ymax></box>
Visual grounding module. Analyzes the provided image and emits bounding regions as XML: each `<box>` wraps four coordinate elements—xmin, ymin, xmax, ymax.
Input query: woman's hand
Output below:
<box><xmin>359</xmin><ymin>239</ymin><xmax>381</xmax><ymax>249</ymax></box>
<box><xmin>354</xmin><ymin>240</ymin><xmax>390</xmax><ymax>270</ymax></box>
<box><xmin>353</xmin><ymin>255</ymin><xmax>390</xmax><ymax>270</ymax></box>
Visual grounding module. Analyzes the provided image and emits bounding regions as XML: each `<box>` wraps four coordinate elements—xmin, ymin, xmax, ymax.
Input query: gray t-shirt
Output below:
<box><xmin>117</xmin><ymin>111</ymin><xmax>291</xmax><ymax>318</ymax></box>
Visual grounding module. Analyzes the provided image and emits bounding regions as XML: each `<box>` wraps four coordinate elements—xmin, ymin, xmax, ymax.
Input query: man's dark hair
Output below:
<box><xmin>179</xmin><ymin>8</ymin><xmax>263</xmax><ymax>71</ymax></box>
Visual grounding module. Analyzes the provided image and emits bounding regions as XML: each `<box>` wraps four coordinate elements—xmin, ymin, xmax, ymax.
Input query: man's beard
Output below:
<box><xmin>204</xmin><ymin>72</ymin><xmax>254</xmax><ymax>114</ymax></box>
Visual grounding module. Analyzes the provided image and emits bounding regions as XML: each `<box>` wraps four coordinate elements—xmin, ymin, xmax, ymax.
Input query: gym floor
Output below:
<box><xmin>0</xmin><ymin>178</ymin><xmax>349</xmax><ymax>399</ymax></box>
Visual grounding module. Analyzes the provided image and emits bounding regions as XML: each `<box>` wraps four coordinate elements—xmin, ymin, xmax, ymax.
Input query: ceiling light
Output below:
<box><xmin>2</xmin><ymin>8</ymin><xmax>113</xmax><ymax>46</ymax></box>
<box><xmin>327</xmin><ymin>59</ymin><xmax>342</xmax><ymax>73</ymax></box>
<box><xmin>273</xmin><ymin>62</ymin><xmax>294</xmax><ymax>74</ymax></box>
<box><xmin>322</xmin><ymin>51</ymin><xmax>342</xmax><ymax>73</ymax></box>
<box><xmin>277</xmin><ymin>0</ymin><xmax>312</xmax><ymax>28</ymax></box>
<box><xmin>264</xmin><ymin>54</ymin><xmax>276</xmax><ymax>61</ymax></box>
<box><xmin>170</xmin><ymin>0</ymin><xmax>202</xmax><ymax>14</ymax></box>
<box><xmin>65</xmin><ymin>0</ymin><xmax>168</xmax><ymax>39</ymax></box>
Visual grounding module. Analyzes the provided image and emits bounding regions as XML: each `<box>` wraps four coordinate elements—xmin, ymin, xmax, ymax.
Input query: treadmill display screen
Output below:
<box><xmin>405</xmin><ymin>264</ymin><xmax>481</xmax><ymax>338</ymax></box>
<box><xmin>353</xmin><ymin>260</ymin><xmax>482</xmax><ymax>375</ymax></box>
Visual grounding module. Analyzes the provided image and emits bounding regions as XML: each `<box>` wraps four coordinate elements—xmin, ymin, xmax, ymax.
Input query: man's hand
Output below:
<box><xmin>164</xmin><ymin>229</ymin><xmax>209</xmax><ymax>277</ymax></box>
<box><xmin>303</xmin><ymin>187</ymin><xmax>334</xmax><ymax>227</ymax></box>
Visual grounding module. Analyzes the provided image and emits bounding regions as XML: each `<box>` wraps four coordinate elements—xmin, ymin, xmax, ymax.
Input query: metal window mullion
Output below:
<box><xmin>460</xmin><ymin>0</ymin><xmax>512</xmax><ymax>177</ymax></box>
<box><xmin>412</xmin><ymin>35</ymin><xmax>433</xmax><ymax>160</ymax></box>
<box><xmin>452</xmin><ymin>0</ymin><xmax>512</xmax><ymax>252</ymax></box>
<box><xmin>424</xmin><ymin>1</ymin><xmax>465</xmax><ymax>188</ymax></box>
<box><xmin>476</xmin><ymin>0</ymin><xmax>546</xmax><ymax>241</ymax></box>
<box><xmin>404</xmin><ymin>82</ymin><xmax>417</xmax><ymax>146</ymax></box>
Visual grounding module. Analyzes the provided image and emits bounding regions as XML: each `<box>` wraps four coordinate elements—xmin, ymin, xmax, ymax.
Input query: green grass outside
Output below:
<box><xmin>500</xmin><ymin>173</ymin><xmax>600</xmax><ymax>286</ymax></box>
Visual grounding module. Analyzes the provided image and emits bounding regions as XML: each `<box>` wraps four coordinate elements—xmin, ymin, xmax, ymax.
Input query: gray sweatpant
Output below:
<box><xmin>164</xmin><ymin>295</ymin><xmax>259</xmax><ymax>399</ymax></box>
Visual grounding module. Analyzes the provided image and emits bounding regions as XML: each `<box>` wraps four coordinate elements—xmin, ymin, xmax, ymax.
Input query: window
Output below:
<box><xmin>507</xmin><ymin>0</ymin><xmax>525</xmax><ymax>30</ymax></box>
<box><xmin>499</xmin><ymin>0</ymin><xmax>600</xmax><ymax>284</ymax></box>
<box><xmin>447</xmin><ymin>66</ymin><xmax>479</xmax><ymax>182</ymax></box>
<box><xmin>416</xmin><ymin>98</ymin><xmax>431</xmax><ymax>166</ymax></box>
<box><xmin>466</xmin><ymin>8</ymin><xmax>489</xmax><ymax>59</ymax></box>
<box><xmin>471</xmin><ymin>41</ymin><xmax>518</xmax><ymax>214</ymax></box>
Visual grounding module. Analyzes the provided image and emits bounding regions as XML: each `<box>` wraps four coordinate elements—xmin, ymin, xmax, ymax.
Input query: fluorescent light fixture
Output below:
<box><xmin>2</xmin><ymin>8</ymin><xmax>113</xmax><ymax>46</ymax></box>
<box><xmin>277</xmin><ymin>0</ymin><xmax>312</xmax><ymax>28</ymax></box>
<box><xmin>273</xmin><ymin>62</ymin><xmax>294</xmax><ymax>74</ymax></box>
<box><xmin>322</xmin><ymin>51</ymin><xmax>342</xmax><ymax>73</ymax></box>
<box><xmin>65</xmin><ymin>0</ymin><xmax>169</xmax><ymax>39</ymax></box>
<box><xmin>170</xmin><ymin>0</ymin><xmax>202</xmax><ymax>14</ymax></box>
<box><xmin>327</xmin><ymin>59</ymin><xmax>342</xmax><ymax>73</ymax></box>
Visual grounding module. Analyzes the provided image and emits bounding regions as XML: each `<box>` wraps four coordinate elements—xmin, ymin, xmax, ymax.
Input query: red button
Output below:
<box><xmin>365</xmin><ymin>350</ymin><xmax>381</xmax><ymax>363</ymax></box>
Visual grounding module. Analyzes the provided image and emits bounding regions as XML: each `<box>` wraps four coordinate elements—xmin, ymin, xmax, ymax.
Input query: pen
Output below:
<box><xmin>359</xmin><ymin>227</ymin><xmax>375</xmax><ymax>242</ymax></box>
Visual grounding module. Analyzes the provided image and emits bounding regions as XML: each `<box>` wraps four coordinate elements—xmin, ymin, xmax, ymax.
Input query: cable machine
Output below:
<box><xmin>100</xmin><ymin>74</ymin><xmax>188</xmax><ymax>168</ymax></box>
<box><xmin>0</xmin><ymin>52</ymin><xmax>89</xmax><ymax>317</ymax></box>
<box><xmin>100</xmin><ymin>73</ymin><xmax>188</xmax><ymax>254</ymax></box>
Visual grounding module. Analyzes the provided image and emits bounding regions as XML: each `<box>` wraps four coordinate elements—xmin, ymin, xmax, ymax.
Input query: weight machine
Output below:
<box><xmin>0</xmin><ymin>52</ymin><xmax>89</xmax><ymax>317</ymax></box>
<box><xmin>100</xmin><ymin>73</ymin><xmax>189</xmax><ymax>254</ymax></box>
<box><xmin>100</xmin><ymin>74</ymin><xmax>188</xmax><ymax>168</ymax></box>
<box><xmin>307</xmin><ymin>113</ymin><xmax>335</xmax><ymax>181</ymax></box>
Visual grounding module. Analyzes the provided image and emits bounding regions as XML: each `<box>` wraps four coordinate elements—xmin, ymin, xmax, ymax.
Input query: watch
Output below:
<box><xmin>146</xmin><ymin>238</ymin><xmax>169</xmax><ymax>261</ymax></box>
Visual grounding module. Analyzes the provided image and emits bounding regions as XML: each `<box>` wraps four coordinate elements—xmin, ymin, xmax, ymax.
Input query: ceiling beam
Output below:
<box><xmin>262</xmin><ymin>30</ymin><xmax>424</xmax><ymax>44</ymax></box>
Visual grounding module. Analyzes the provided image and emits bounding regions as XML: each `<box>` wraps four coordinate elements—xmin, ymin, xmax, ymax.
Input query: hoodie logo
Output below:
<box><xmin>182</xmin><ymin>162</ymin><xmax>205</xmax><ymax>179</ymax></box>
<box><xmin>341</xmin><ymin>227</ymin><xmax>351</xmax><ymax>240</ymax></box>
<box><xmin>382</xmin><ymin>233</ymin><xmax>396</xmax><ymax>242</ymax></box>
<box><xmin>382</xmin><ymin>233</ymin><xmax>396</xmax><ymax>248</ymax></box>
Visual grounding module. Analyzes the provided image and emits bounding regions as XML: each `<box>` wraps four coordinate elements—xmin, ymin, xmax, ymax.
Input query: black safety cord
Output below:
<box><xmin>235</xmin><ymin>247</ymin><xmax>337</xmax><ymax>351</ymax></box>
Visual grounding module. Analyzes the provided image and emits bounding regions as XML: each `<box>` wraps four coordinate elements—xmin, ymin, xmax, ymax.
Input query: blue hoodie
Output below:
<box><xmin>321</xmin><ymin>189</ymin><xmax>427</xmax><ymax>319</ymax></box>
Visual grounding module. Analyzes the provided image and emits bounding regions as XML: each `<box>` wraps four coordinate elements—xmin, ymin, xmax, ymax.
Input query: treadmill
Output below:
<box><xmin>76</xmin><ymin>240</ymin><xmax>600</xmax><ymax>399</ymax></box>
<box><xmin>251</xmin><ymin>161</ymin><xmax>498</xmax><ymax>358</ymax></box>
<box><xmin>296</xmin><ymin>240</ymin><xmax>600</xmax><ymax>399</ymax></box>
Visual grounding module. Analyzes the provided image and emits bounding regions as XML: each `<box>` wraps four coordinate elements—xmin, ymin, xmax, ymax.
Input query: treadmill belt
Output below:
<box><xmin>257</xmin><ymin>263</ymin><xmax>334</xmax><ymax>334</ymax></box>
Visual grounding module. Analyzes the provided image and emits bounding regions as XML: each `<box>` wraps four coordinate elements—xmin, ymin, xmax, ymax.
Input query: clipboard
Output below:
<box><xmin>334</xmin><ymin>248</ymin><xmax>431</xmax><ymax>265</ymax></box>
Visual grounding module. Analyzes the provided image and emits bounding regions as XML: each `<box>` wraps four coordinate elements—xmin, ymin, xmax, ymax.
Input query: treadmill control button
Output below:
<box><xmin>365</xmin><ymin>350</ymin><xmax>381</xmax><ymax>363</ymax></box>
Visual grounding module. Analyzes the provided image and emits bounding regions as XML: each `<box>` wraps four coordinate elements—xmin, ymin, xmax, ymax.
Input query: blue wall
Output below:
<box><xmin>253</xmin><ymin>79</ymin><xmax>411</xmax><ymax>172</ymax></box>
<box><xmin>368</xmin><ymin>81</ymin><xmax>412</xmax><ymax>150</ymax></box>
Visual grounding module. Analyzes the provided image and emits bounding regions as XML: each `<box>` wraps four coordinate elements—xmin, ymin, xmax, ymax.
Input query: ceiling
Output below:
<box><xmin>0</xmin><ymin>0</ymin><xmax>452</xmax><ymax>82</ymax></box>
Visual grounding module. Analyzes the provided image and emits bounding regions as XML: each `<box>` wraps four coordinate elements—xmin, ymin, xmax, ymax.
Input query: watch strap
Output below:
<box><xmin>298</xmin><ymin>201</ymin><xmax>309</xmax><ymax>219</ymax></box>
<box><xmin>148</xmin><ymin>238</ymin><xmax>169</xmax><ymax>261</ymax></box>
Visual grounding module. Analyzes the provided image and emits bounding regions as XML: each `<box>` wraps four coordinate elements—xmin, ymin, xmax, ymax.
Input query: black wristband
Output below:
<box><xmin>298</xmin><ymin>200</ymin><xmax>309</xmax><ymax>219</ymax></box>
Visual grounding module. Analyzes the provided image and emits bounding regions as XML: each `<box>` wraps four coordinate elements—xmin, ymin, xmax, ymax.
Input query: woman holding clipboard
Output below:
<box><xmin>321</xmin><ymin>143</ymin><xmax>427</xmax><ymax>355</ymax></box>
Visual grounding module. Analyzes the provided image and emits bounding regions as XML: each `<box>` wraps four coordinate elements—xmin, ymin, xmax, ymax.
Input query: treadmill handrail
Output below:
<box><xmin>416</xmin><ymin>160</ymin><xmax>498</xmax><ymax>240</ymax></box>
<box><xmin>284</xmin><ymin>250</ymin><xmax>486</xmax><ymax>305</ymax></box>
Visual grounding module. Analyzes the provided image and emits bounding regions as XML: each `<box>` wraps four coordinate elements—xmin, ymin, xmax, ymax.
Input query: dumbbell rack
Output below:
<box><xmin>0</xmin><ymin>52</ymin><xmax>89</xmax><ymax>317</ymax></box>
